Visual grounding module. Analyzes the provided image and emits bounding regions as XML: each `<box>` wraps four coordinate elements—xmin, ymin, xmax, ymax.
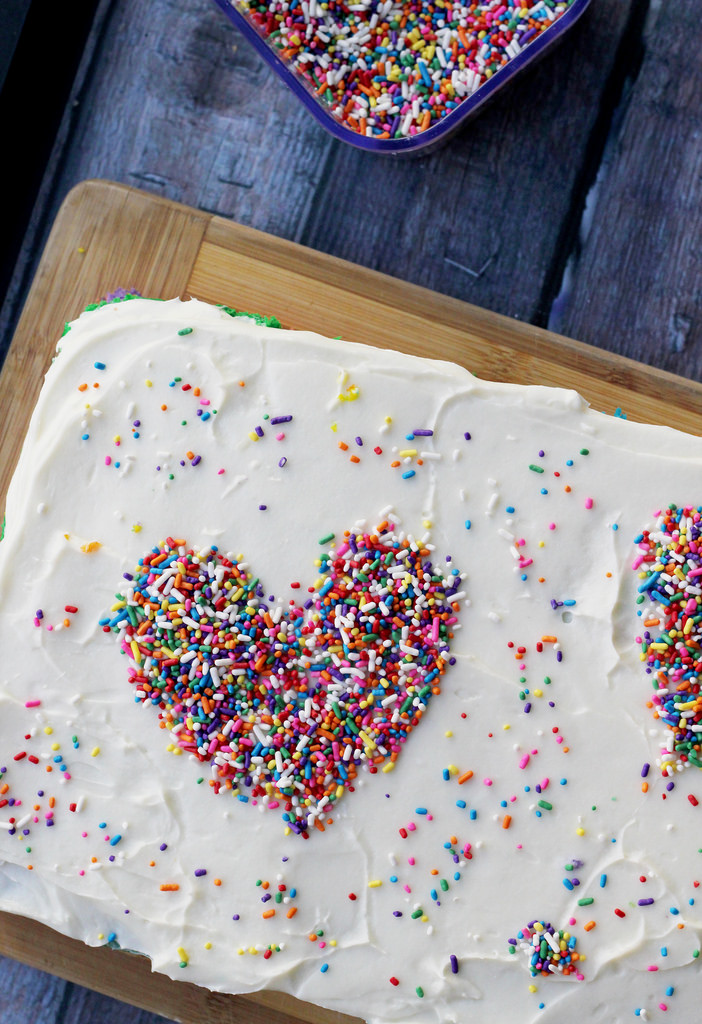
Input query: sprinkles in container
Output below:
<box><xmin>213</xmin><ymin>0</ymin><xmax>593</xmax><ymax>153</ymax></box>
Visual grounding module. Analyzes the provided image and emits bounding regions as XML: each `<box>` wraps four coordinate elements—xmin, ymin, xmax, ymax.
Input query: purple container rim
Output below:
<box><xmin>213</xmin><ymin>0</ymin><xmax>593</xmax><ymax>155</ymax></box>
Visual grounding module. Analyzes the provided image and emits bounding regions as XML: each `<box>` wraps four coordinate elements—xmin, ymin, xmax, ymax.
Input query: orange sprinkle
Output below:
<box><xmin>502</xmin><ymin>815</ymin><xmax>512</xmax><ymax>829</ymax></box>
<box><xmin>287</xmin><ymin>907</ymin><xmax>298</xmax><ymax>919</ymax></box>
<box><xmin>584</xmin><ymin>921</ymin><xmax>596</xmax><ymax>932</ymax></box>
<box><xmin>262</xmin><ymin>909</ymin><xmax>276</xmax><ymax>919</ymax></box>
<box><xmin>160</xmin><ymin>883</ymin><xmax>180</xmax><ymax>891</ymax></box>
<box><xmin>457</xmin><ymin>770</ymin><xmax>473</xmax><ymax>784</ymax></box>
<box><xmin>350</xmin><ymin>455</ymin><xmax>360</xmax><ymax>464</ymax></box>
<box><xmin>338</xmin><ymin>441</ymin><xmax>349</xmax><ymax>451</ymax></box>
<box><xmin>78</xmin><ymin>383</ymin><xmax>88</xmax><ymax>392</ymax></box>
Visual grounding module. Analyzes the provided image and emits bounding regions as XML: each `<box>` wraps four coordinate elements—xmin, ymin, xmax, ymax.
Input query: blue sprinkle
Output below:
<box><xmin>94</xmin><ymin>361</ymin><xmax>106</xmax><ymax>370</ymax></box>
<box><xmin>402</xmin><ymin>470</ymin><xmax>416</xmax><ymax>480</ymax></box>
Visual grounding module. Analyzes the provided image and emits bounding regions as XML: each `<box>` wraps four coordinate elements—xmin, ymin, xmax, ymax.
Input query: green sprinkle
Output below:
<box><xmin>416</xmin><ymin>987</ymin><xmax>424</xmax><ymax>998</ymax></box>
<box><xmin>579</xmin><ymin>448</ymin><xmax>589</xmax><ymax>455</ymax></box>
<box><xmin>538</xmin><ymin>800</ymin><xmax>553</xmax><ymax>811</ymax></box>
<box><xmin>411</xmin><ymin>908</ymin><xmax>424</xmax><ymax>919</ymax></box>
<box><xmin>529</xmin><ymin>464</ymin><xmax>545</xmax><ymax>474</ymax></box>
<box><xmin>577</xmin><ymin>897</ymin><xmax>594</xmax><ymax>906</ymax></box>
<box><xmin>177</xmin><ymin>327</ymin><xmax>193</xmax><ymax>336</ymax></box>
<box><xmin>319</xmin><ymin>532</ymin><xmax>335</xmax><ymax>545</ymax></box>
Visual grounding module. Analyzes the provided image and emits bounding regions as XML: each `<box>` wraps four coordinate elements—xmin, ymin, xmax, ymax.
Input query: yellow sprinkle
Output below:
<box><xmin>91</xmin><ymin>747</ymin><xmax>100</xmax><ymax>757</ymax></box>
<box><xmin>502</xmin><ymin>724</ymin><xmax>510</xmax><ymax>731</ymax></box>
<box><xmin>51</xmin><ymin>743</ymin><xmax>60</xmax><ymax>751</ymax></box>
<box><xmin>384</xmin><ymin>416</ymin><xmax>392</xmax><ymax>424</ymax></box>
<box><xmin>130</xmin><ymin>640</ymin><xmax>142</xmax><ymax>664</ymax></box>
<box><xmin>80</xmin><ymin>541</ymin><xmax>101</xmax><ymax>553</ymax></box>
<box><xmin>77</xmin><ymin>247</ymin><xmax>86</xmax><ymax>254</ymax></box>
<box><xmin>145</xmin><ymin>379</ymin><xmax>153</xmax><ymax>388</ymax></box>
<box><xmin>538</xmin><ymin>540</ymin><xmax>545</xmax><ymax>548</ymax></box>
<box><xmin>368</xmin><ymin>880</ymin><xmax>383</xmax><ymax>888</ymax></box>
<box><xmin>576</xmin><ymin>827</ymin><xmax>585</xmax><ymax>836</ymax></box>
<box><xmin>381</xmin><ymin>761</ymin><xmax>395</xmax><ymax>774</ymax></box>
<box><xmin>97</xmin><ymin>933</ymin><xmax>104</xmax><ymax>940</ymax></box>
<box><xmin>177</xmin><ymin>946</ymin><xmax>189</xmax><ymax>963</ymax></box>
<box><xmin>44</xmin><ymin>726</ymin><xmax>53</xmax><ymax>735</ymax></box>
<box><xmin>205</xmin><ymin>942</ymin><xmax>212</xmax><ymax>950</ymax></box>
<box><xmin>330</xmin><ymin>939</ymin><xmax>337</xmax><ymax>947</ymax></box>
<box><xmin>445</xmin><ymin>730</ymin><xmax>453</xmax><ymax>737</ymax></box>
<box><xmin>248</xmin><ymin>431</ymin><xmax>259</xmax><ymax>442</ymax></box>
<box><xmin>423</xmin><ymin>519</ymin><xmax>432</xmax><ymax>529</ymax></box>
<box><xmin>533</xmin><ymin>689</ymin><xmax>543</xmax><ymax>698</ymax></box>
<box><xmin>528</xmin><ymin>985</ymin><xmax>538</xmax><ymax>994</ymax></box>
<box><xmin>237</xmin><ymin>948</ymin><xmax>245</xmax><ymax>956</ymax></box>
<box><xmin>399</xmin><ymin>449</ymin><xmax>418</xmax><ymax>458</ymax></box>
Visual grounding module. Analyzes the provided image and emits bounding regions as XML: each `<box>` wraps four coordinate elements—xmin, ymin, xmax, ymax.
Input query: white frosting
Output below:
<box><xmin>1</xmin><ymin>296</ymin><xmax>702</xmax><ymax>1023</ymax></box>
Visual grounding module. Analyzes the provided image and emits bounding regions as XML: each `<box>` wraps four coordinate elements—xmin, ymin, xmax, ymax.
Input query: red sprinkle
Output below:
<box><xmin>689</xmin><ymin>794</ymin><xmax>699</xmax><ymax>807</ymax></box>
<box><xmin>389</xmin><ymin>977</ymin><xmax>399</xmax><ymax>987</ymax></box>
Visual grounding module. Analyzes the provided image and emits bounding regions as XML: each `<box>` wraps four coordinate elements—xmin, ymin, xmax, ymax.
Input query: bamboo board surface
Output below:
<box><xmin>2</xmin><ymin>178</ymin><xmax>702</xmax><ymax>1022</ymax></box>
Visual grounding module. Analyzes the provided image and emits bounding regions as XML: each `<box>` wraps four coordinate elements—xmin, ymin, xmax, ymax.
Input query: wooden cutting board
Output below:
<box><xmin>2</xmin><ymin>179</ymin><xmax>702</xmax><ymax>1024</ymax></box>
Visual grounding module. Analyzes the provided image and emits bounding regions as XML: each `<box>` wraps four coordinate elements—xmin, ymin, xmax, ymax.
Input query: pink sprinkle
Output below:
<box><xmin>659</xmin><ymin>1004</ymin><xmax>668</xmax><ymax>1012</ymax></box>
<box><xmin>483</xmin><ymin>778</ymin><xmax>493</xmax><ymax>787</ymax></box>
<box><xmin>276</xmin><ymin>432</ymin><xmax>285</xmax><ymax>441</ymax></box>
<box><xmin>647</xmin><ymin>965</ymin><xmax>659</xmax><ymax>972</ymax></box>
<box><xmin>407</xmin><ymin>822</ymin><xmax>416</xmax><ymax>832</ymax></box>
<box><xmin>404</xmin><ymin>884</ymin><xmax>412</xmax><ymax>893</ymax></box>
<box><xmin>632</xmin><ymin>554</ymin><xmax>644</xmax><ymax>569</ymax></box>
<box><xmin>105</xmin><ymin>455</ymin><xmax>111</xmax><ymax>466</ymax></box>
<box><xmin>79</xmin><ymin>870</ymin><xmax>85</xmax><ymax>876</ymax></box>
<box><xmin>519</xmin><ymin>558</ymin><xmax>533</xmax><ymax>568</ymax></box>
<box><xmin>519</xmin><ymin>754</ymin><xmax>530</xmax><ymax>769</ymax></box>
<box><xmin>689</xmin><ymin>567</ymin><xmax>702</xmax><ymax>578</ymax></box>
<box><xmin>585</xmin><ymin>497</ymin><xmax>594</xmax><ymax>509</ymax></box>
<box><xmin>569</xmin><ymin>917</ymin><xmax>576</xmax><ymax>926</ymax></box>
<box><xmin>25</xmin><ymin>700</ymin><xmax>41</xmax><ymax>708</ymax></box>
<box><xmin>217</xmin><ymin>468</ymin><xmax>225</xmax><ymax>475</ymax></box>
<box><xmin>540</xmin><ymin>778</ymin><xmax>549</xmax><ymax>790</ymax></box>
<box><xmin>556</xmin><ymin>736</ymin><xmax>564</xmax><ymax>745</ymax></box>
<box><xmin>408</xmin><ymin>857</ymin><xmax>415</xmax><ymax>866</ymax></box>
<box><xmin>549</xmin><ymin>522</ymin><xmax>556</xmax><ymax>531</ymax></box>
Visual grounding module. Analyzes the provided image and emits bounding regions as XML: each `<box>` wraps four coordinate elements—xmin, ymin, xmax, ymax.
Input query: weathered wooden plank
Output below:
<box><xmin>2</xmin><ymin>0</ymin><xmax>637</xmax><ymax>366</ymax></box>
<box><xmin>0</xmin><ymin>955</ymin><xmax>67</xmax><ymax>1024</ymax></box>
<box><xmin>296</xmin><ymin>0</ymin><xmax>637</xmax><ymax>322</ymax></box>
<box><xmin>560</xmin><ymin>1</ymin><xmax>702</xmax><ymax>378</ymax></box>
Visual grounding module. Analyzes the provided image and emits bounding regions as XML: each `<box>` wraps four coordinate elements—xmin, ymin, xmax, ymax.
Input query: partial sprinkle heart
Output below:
<box><xmin>634</xmin><ymin>505</ymin><xmax>702</xmax><ymax>775</ymax></box>
<box><xmin>103</xmin><ymin>526</ymin><xmax>462</xmax><ymax>835</ymax></box>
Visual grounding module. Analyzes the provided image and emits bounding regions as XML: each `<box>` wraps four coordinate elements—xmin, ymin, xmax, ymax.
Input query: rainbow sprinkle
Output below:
<box><xmin>230</xmin><ymin>0</ymin><xmax>578</xmax><ymax>139</ymax></box>
<box><xmin>509</xmin><ymin>920</ymin><xmax>583</xmax><ymax>979</ymax></box>
<box><xmin>103</xmin><ymin>526</ymin><xmax>461</xmax><ymax>835</ymax></box>
<box><xmin>634</xmin><ymin>506</ymin><xmax>702</xmax><ymax>775</ymax></box>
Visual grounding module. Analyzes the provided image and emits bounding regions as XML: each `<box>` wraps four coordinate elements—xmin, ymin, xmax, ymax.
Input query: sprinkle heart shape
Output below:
<box><xmin>105</xmin><ymin>526</ymin><xmax>461</xmax><ymax>835</ymax></box>
<box><xmin>634</xmin><ymin>505</ymin><xmax>702</xmax><ymax>775</ymax></box>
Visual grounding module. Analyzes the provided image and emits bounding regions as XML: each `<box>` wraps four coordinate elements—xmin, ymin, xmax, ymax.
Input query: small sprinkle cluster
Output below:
<box><xmin>231</xmin><ymin>0</ymin><xmax>577</xmax><ymax>139</ymax></box>
<box><xmin>509</xmin><ymin>920</ymin><xmax>583</xmax><ymax>979</ymax></box>
<box><xmin>634</xmin><ymin>506</ymin><xmax>702</xmax><ymax>775</ymax></box>
<box><xmin>103</xmin><ymin>526</ymin><xmax>461</xmax><ymax>834</ymax></box>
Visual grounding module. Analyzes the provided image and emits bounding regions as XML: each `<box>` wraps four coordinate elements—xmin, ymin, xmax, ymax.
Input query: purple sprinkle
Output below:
<box><xmin>355</xmin><ymin>436</ymin><xmax>363</xmax><ymax>446</ymax></box>
<box><xmin>194</xmin><ymin>868</ymin><xmax>207</xmax><ymax>877</ymax></box>
<box><xmin>255</xmin><ymin>425</ymin><xmax>264</xmax><ymax>437</ymax></box>
<box><xmin>450</xmin><ymin>954</ymin><xmax>458</xmax><ymax>974</ymax></box>
<box><xmin>270</xmin><ymin>415</ymin><xmax>292</xmax><ymax>424</ymax></box>
<box><xmin>638</xmin><ymin>898</ymin><xmax>654</xmax><ymax>906</ymax></box>
<box><xmin>191</xmin><ymin>455</ymin><xmax>201</xmax><ymax>466</ymax></box>
<box><xmin>413</xmin><ymin>429</ymin><xmax>433</xmax><ymax>436</ymax></box>
<box><xmin>556</xmin><ymin>651</ymin><xmax>563</xmax><ymax>663</ymax></box>
<box><xmin>35</xmin><ymin>610</ymin><xmax>43</xmax><ymax>619</ymax></box>
<box><xmin>464</xmin><ymin>432</ymin><xmax>471</xmax><ymax>440</ymax></box>
<box><xmin>259</xmin><ymin>505</ymin><xmax>267</xmax><ymax>511</ymax></box>
<box><xmin>393</xmin><ymin>910</ymin><xmax>402</xmax><ymax>917</ymax></box>
<box><xmin>160</xmin><ymin>843</ymin><xmax>167</xmax><ymax>851</ymax></box>
<box><xmin>278</xmin><ymin>457</ymin><xmax>287</xmax><ymax>468</ymax></box>
<box><xmin>133</xmin><ymin>419</ymin><xmax>141</xmax><ymax>427</ymax></box>
<box><xmin>232</xmin><ymin>914</ymin><xmax>240</xmax><ymax>921</ymax></box>
<box><xmin>538</xmin><ymin>450</ymin><xmax>545</xmax><ymax>457</ymax></box>
<box><xmin>261</xmin><ymin>893</ymin><xmax>272</xmax><ymax>903</ymax></box>
<box><xmin>524</xmin><ymin>703</ymin><xmax>532</xmax><ymax>714</ymax></box>
<box><xmin>641</xmin><ymin>763</ymin><xmax>650</xmax><ymax>778</ymax></box>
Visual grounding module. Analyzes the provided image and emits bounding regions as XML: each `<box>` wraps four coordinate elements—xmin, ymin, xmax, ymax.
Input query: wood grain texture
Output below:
<box><xmin>0</xmin><ymin>915</ymin><xmax>357</xmax><ymax>1024</ymax></box>
<box><xmin>0</xmin><ymin>0</ymin><xmax>641</xmax><ymax>364</ymax></box>
<box><xmin>560</xmin><ymin>0</ymin><xmax>702</xmax><ymax>379</ymax></box>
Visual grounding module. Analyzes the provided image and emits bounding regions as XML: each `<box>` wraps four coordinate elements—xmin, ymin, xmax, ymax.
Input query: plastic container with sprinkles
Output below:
<box><xmin>213</xmin><ymin>0</ymin><xmax>592</xmax><ymax>154</ymax></box>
